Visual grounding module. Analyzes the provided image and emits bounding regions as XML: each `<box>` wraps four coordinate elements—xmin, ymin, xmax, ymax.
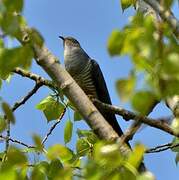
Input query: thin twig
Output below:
<box><xmin>13</xmin><ymin>67</ymin><xmax>56</xmax><ymax>89</ymax></box>
<box><xmin>3</xmin><ymin>120</ymin><xmax>10</xmax><ymax>161</ymax></box>
<box><xmin>42</xmin><ymin>107</ymin><xmax>66</xmax><ymax>145</ymax></box>
<box><xmin>3</xmin><ymin>82</ymin><xmax>43</xmax><ymax>160</ymax></box>
<box><xmin>121</xmin><ymin>100</ymin><xmax>159</xmax><ymax>143</ymax></box>
<box><xmin>146</xmin><ymin>142</ymin><xmax>179</xmax><ymax>153</ymax></box>
<box><xmin>12</xmin><ymin>82</ymin><xmax>43</xmax><ymax>111</ymax></box>
<box><xmin>0</xmin><ymin>135</ymin><xmax>35</xmax><ymax>149</ymax></box>
<box><xmin>121</xmin><ymin>121</ymin><xmax>141</xmax><ymax>143</ymax></box>
<box><xmin>92</xmin><ymin>99</ymin><xmax>178</xmax><ymax>137</ymax></box>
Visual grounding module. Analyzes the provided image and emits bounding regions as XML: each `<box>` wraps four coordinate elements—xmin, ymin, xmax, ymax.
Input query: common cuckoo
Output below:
<box><xmin>59</xmin><ymin>36</ymin><xmax>124</xmax><ymax>137</ymax></box>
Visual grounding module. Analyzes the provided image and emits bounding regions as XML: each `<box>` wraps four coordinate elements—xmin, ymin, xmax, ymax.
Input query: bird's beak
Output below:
<box><xmin>59</xmin><ymin>36</ymin><xmax>65</xmax><ymax>41</ymax></box>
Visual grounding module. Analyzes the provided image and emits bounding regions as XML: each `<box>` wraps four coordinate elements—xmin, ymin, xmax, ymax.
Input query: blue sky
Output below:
<box><xmin>1</xmin><ymin>0</ymin><xmax>179</xmax><ymax>179</ymax></box>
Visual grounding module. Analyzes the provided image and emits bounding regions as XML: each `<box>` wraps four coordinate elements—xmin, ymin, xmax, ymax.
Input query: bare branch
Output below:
<box><xmin>42</xmin><ymin>107</ymin><xmax>66</xmax><ymax>145</ymax></box>
<box><xmin>146</xmin><ymin>142</ymin><xmax>179</xmax><ymax>153</ymax></box>
<box><xmin>12</xmin><ymin>82</ymin><xmax>43</xmax><ymax>112</ymax></box>
<box><xmin>0</xmin><ymin>134</ymin><xmax>35</xmax><ymax>149</ymax></box>
<box><xmin>93</xmin><ymin>99</ymin><xmax>178</xmax><ymax>137</ymax></box>
<box><xmin>121</xmin><ymin>99</ymin><xmax>159</xmax><ymax>143</ymax></box>
<box><xmin>121</xmin><ymin>121</ymin><xmax>142</xmax><ymax>143</ymax></box>
<box><xmin>13</xmin><ymin>67</ymin><xmax>55</xmax><ymax>89</ymax></box>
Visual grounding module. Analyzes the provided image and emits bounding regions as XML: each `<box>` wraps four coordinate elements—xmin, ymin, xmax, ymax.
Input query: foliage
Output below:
<box><xmin>0</xmin><ymin>0</ymin><xmax>178</xmax><ymax>179</ymax></box>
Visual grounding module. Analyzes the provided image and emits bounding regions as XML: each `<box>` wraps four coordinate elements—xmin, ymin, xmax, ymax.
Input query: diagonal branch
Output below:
<box><xmin>13</xmin><ymin>67</ymin><xmax>55</xmax><ymax>89</ymax></box>
<box><xmin>93</xmin><ymin>99</ymin><xmax>178</xmax><ymax>137</ymax></box>
<box><xmin>143</xmin><ymin>0</ymin><xmax>179</xmax><ymax>38</ymax></box>
<box><xmin>42</xmin><ymin>107</ymin><xmax>66</xmax><ymax>145</ymax></box>
<box><xmin>146</xmin><ymin>142</ymin><xmax>179</xmax><ymax>153</ymax></box>
<box><xmin>12</xmin><ymin>81</ymin><xmax>43</xmax><ymax>112</ymax></box>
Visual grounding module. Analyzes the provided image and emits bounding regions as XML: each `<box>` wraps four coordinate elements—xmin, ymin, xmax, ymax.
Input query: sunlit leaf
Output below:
<box><xmin>48</xmin><ymin>159</ymin><xmax>63</xmax><ymax>178</ymax></box>
<box><xmin>28</xmin><ymin>28</ymin><xmax>44</xmax><ymax>47</ymax></box>
<box><xmin>94</xmin><ymin>142</ymin><xmax>124</xmax><ymax>169</ymax></box>
<box><xmin>137</xmin><ymin>171</ymin><xmax>155</xmax><ymax>180</ymax></box>
<box><xmin>64</xmin><ymin>119</ymin><xmax>73</xmax><ymax>144</ymax></box>
<box><xmin>47</xmin><ymin>144</ymin><xmax>73</xmax><ymax>162</ymax></box>
<box><xmin>171</xmin><ymin>118</ymin><xmax>179</xmax><ymax>134</ymax></box>
<box><xmin>36</xmin><ymin>96</ymin><xmax>65</xmax><ymax>122</ymax></box>
<box><xmin>74</xmin><ymin>111</ymin><xmax>83</xmax><ymax>121</ymax></box>
<box><xmin>32</xmin><ymin>134</ymin><xmax>43</xmax><ymax>152</ymax></box>
<box><xmin>131</xmin><ymin>91</ymin><xmax>158</xmax><ymax>115</ymax></box>
<box><xmin>3</xmin><ymin>0</ymin><xmax>23</xmax><ymax>13</ymax></box>
<box><xmin>76</xmin><ymin>138</ymin><xmax>91</xmax><ymax>156</ymax></box>
<box><xmin>77</xmin><ymin>129</ymin><xmax>98</xmax><ymax>144</ymax></box>
<box><xmin>121</xmin><ymin>0</ymin><xmax>136</xmax><ymax>11</ymax></box>
<box><xmin>171</xmin><ymin>137</ymin><xmax>179</xmax><ymax>152</ymax></box>
<box><xmin>175</xmin><ymin>153</ymin><xmax>179</xmax><ymax>165</ymax></box>
<box><xmin>1</xmin><ymin>102</ymin><xmax>15</xmax><ymax>124</ymax></box>
<box><xmin>0</xmin><ymin>45</ymin><xmax>33</xmax><ymax>79</ymax></box>
<box><xmin>0</xmin><ymin>116</ymin><xmax>7</xmax><ymax>133</ymax></box>
<box><xmin>127</xmin><ymin>144</ymin><xmax>145</xmax><ymax>169</ymax></box>
<box><xmin>116</xmin><ymin>74</ymin><xmax>136</xmax><ymax>102</ymax></box>
<box><xmin>7</xmin><ymin>146</ymin><xmax>27</xmax><ymax>166</ymax></box>
<box><xmin>108</xmin><ymin>30</ymin><xmax>125</xmax><ymax>56</ymax></box>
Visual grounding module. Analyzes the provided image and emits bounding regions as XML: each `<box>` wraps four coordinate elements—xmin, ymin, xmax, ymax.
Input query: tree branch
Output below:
<box><xmin>146</xmin><ymin>142</ymin><xmax>179</xmax><ymax>153</ymax></box>
<box><xmin>42</xmin><ymin>107</ymin><xmax>66</xmax><ymax>145</ymax></box>
<box><xmin>0</xmin><ymin>134</ymin><xmax>35</xmax><ymax>149</ymax></box>
<box><xmin>93</xmin><ymin>99</ymin><xmax>178</xmax><ymax>137</ymax></box>
<box><xmin>12</xmin><ymin>82</ymin><xmax>43</xmax><ymax>112</ymax></box>
<box><xmin>143</xmin><ymin>0</ymin><xmax>179</xmax><ymax>38</ymax></box>
<box><xmin>13</xmin><ymin>67</ymin><xmax>55</xmax><ymax>89</ymax></box>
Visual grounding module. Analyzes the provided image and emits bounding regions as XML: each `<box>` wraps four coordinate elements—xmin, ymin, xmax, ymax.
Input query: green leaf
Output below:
<box><xmin>163</xmin><ymin>0</ymin><xmax>173</xmax><ymax>9</ymax></box>
<box><xmin>94</xmin><ymin>142</ymin><xmax>124</xmax><ymax>169</ymax></box>
<box><xmin>1</xmin><ymin>102</ymin><xmax>15</xmax><ymax>124</ymax></box>
<box><xmin>108</xmin><ymin>30</ymin><xmax>125</xmax><ymax>56</ymax></box>
<box><xmin>116</xmin><ymin>74</ymin><xmax>136</xmax><ymax>102</ymax></box>
<box><xmin>137</xmin><ymin>171</ymin><xmax>155</xmax><ymax>180</ymax></box>
<box><xmin>36</xmin><ymin>96</ymin><xmax>65</xmax><ymax>122</ymax></box>
<box><xmin>171</xmin><ymin>118</ymin><xmax>179</xmax><ymax>134</ymax></box>
<box><xmin>1</xmin><ymin>13</ymin><xmax>24</xmax><ymax>36</ymax></box>
<box><xmin>77</xmin><ymin>129</ymin><xmax>98</xmax><ymax>144</ymax></box>
<box><xmin>48</xmin><ymin>159</ymin><xmax>63</xmax><ymax>178</ymax></box>
<box><xmin>76</xmin><ymin>138</ymin><xmax>91</xmax><ymax>156</ymax></box>
<box><xmin>47</xmin><ymin>144</ymin><xmax>73</xmax><ymax>162</ymax></box>
<box><xmin>28</xmin><ymin>28</ymin><xmax>44</xmax><ymax>47</ymax></box>
<box><xmin>31</xmin><ymin>166</ymin><xmax>46</xmax><ymax>180</ymax></box>
<box><xmin>64</xmin><ymin>119</ymin><xmax>73</xmax><ymax>144</ymax></box>
<box><xmin>32</xmin><ymin>134</ymin><xmax>43</xmax><ymax>152</ymax></box>
<box><xmin>0</xmin><ymin>116</ymin><xmax>7</xmax><ymax>133</ymax></box>
<box><xmin>74</xmin><ymin>111</ymin><xmax>83</xmax><ymax>121</ymax></box>
<box><xmin>171</xmin><ymin>137</ymin><xmax>179</xmax><ymax>152</ymax></box>
<box><xmin>0</xmin><ymin>45</ymin><xmax>34</xmax><ymax>79</ymax></box>
<box><xmin>131</xmin><ymin>91</ymin><xmax>158</xmax><ymax>115</ymax></box>
<box><xmin>7</xmin><ymin>146</ymin><xmax>27</xmax><ymax>166</ymax></box>
<box><xmin>175</xmin><ymin>153</ymin><xmax>179</xmax><ymax>165</ymax></box>
<box><xmin>127</xmin><ymin>144</ymin><xmax>145</xmax><ymax>169</ymax></box>
<box><xmin>3</xmin><ymin>0</ymin><xmax>23</xmax><ymax>13</ymax></box>
<box><xmin>0</xmin><ymin>169</ymin><xmax>16</xmax><ymax>180</ymax></box>
<box><xmin>121</xmin><ymin>0</ymin><xmax>135</xmax><ymax>11</ymax></box>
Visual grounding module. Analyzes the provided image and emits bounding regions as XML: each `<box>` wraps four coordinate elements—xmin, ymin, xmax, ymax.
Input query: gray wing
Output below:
<box><xmin>90</xmin><ymin>59</ymin><xmax>124</xmax><ymax>136</ymax></box>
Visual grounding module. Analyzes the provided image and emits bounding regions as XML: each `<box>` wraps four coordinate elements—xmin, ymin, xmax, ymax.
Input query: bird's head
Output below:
<box><xmin>59</xmin><ymin>36</ymin><xmax>81</xmax><ymax>48</ymax></box>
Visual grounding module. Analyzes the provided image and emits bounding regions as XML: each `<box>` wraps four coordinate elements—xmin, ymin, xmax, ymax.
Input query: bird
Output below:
<box><xmin>59</xmin><ymin>36</ymin><xmax>124</xmax><ymax>138</ymax></box>
<box><xmin>59</xmin><ymin>36</ymin><xmax>148</xmax><ymax>172</ymax></box>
